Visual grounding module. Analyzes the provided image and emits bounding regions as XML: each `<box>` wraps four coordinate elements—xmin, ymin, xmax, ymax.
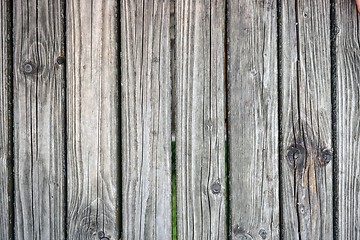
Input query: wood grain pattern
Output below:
<box><xmin>0</xmin><ymin>1</ymin><xmax>11</xmax><ymax>239</ymax></box>
<box><xmin>66</xmin><ymin>0</ymin><xmax>119</xmax><ymax>238</ymax></box>
<box><xmin>280</xmin><ymin>0</ymin><xmax>332</xmax><ymax>239</ymax></box>
<box><xmin>335</xmin><ymin>1</ymin><xmax>360</xmax><ymax>238</ymax></box>
<box><xmin>175</xmin><ymin>1</ymin><xmax>226</xmax><ymax>239</ymax></box>
<box><xmin>121</xmin><ymin>0</ymin><xmax>172</xmax><ymax>239</ymax></box>
<box><xmin>228</xmin><ymin>1</ymin><xmax>279</xmax><ymax>239</ymax></box>
<box><xmin>13</xmin><ymin>0</ymin><xmax>65</xmax><ymax>239</ymax></box>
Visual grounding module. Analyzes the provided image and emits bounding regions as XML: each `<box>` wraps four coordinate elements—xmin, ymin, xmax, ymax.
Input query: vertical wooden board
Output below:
<box><xmin>66</xmin><ymin>0</ymin><xmax>119</xmax><ymax>238</ymax></box>
<box><xmin>281</xmin><ymin>0</ymin><xmax>332</xmax><ymax>239</ymax></box>
<box><xmin>335</xmin><ymin>2</ymin><xmax>360</xmax><ymax>239</ymax></box>
<box><xmin>13</xmin><ymin>0</ymin><xmax>65</xmax><ymax>239</ymax></box>
<box><xmin>0</xmin><ymin>1</ymin><xmax>11</xmax><ymax>238</ymax></box>
<box><xmin>121</xmin><ymin>0</ymin><xmax>172</xmax><ymax>239</ymax></box>
<box><xmin>175</xmin><ymin>1</ymin><xmax>226</xmax><ymax>239</ymax></box>
<box><xmin>228</xmin><ymin>1</ymin><xmax>279</xmax><ymax>239</ymax></box>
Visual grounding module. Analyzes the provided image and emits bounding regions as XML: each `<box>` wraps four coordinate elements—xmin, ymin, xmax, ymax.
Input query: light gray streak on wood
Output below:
<box><xmin>121</xmin><ymin>0</ymin><xmax>172</xmax><ymax>239</ymax></box>
<box><xmin>175</xmin><ymin>1</ymin><xmax>226</xmax><ymax>239</ymax></box>
<box><xmin>336</xmin><ymin>1</ymin><xmax>360</xmax><ymax>239</ymax></box>
<box><xmin>13</xmin><ymin>0</ymin><xmax>65</xmax><ymax>239</ymax></box>
<box><xmin>66</xmin><ymin>0</ymin><xmax>119</xmax><ymax>238</ymax></box>
<box><xmin>0</xmin><ymin>1</ymin><xmax>11</xmax><ymax>239</ymax></box>
<box><xmin>228</xmin><ymin>0</ymin><xmax>280</xmax><ymax>239</ymax></box>
<box><xmin>281</xmin><ymin>0</ymin><xmax>332</xmax><ymax>239</ymax></box>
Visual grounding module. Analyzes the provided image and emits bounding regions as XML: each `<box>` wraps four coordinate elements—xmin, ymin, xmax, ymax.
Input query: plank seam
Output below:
<box><xmin>7</xmin><ymin>0</ymin><xmax>15</xmax><ymax>238</ymax></box>
<box><xmin>330</xmin><ymin>0</ymin><xmax>338</xmax><ymax>238</ymax></box>
<box><xmin>224</xmin><ymin>0</ymin><xmax>230</xmax><ymax>239</ymax></box>
<box><xmin>276</xmin><ymin>0</ymin><xmax>283</xmax><ymax>238</ymax></box>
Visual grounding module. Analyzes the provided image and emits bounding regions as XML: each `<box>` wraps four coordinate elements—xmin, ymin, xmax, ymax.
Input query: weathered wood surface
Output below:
<box><xmin>281</xmin><ymin>0</ymin><xmax>333</xmax><ymax>239</ymax></box>
<box><xmin>228</xmin><ymin>1</ymin><xmax>279</xmax><ymax>239</ymax></box>
<box><xmin>0</xmin><ymin>1</ymin><xmax>11</xmax><ymax>239</ymax></box>
<box><xmin>66</xmin><ymin>0</ymin><xmax>119</xmax><ymax>238</ymax></box>
<box><xmin>13</xmin><ymin>0</ymin><xmax>65</xmax><ymax>239</ymax></box>
<box><xmin>336</xmin><ymin>1</ymin><xmax>360</xmax><ymax>238</ymax></box>
<box><xmin>175</xmin><ymin>1</ymin><xmax>226</xmax><ymax>239</ymax></box>
<box><xmin>121</xmin><ymin>0</ymin><xmax>172</xmax><ymax>239</ymax></box>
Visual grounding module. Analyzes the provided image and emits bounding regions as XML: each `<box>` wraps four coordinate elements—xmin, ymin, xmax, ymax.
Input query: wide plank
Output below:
<box><xmin>0</xmin><ymin>1</ymin><xmax>11</xmax><ymax>239</ymax></box>
<box><xmin>66</xmin><ymin>0</ymin><xmax>119</xmax><ymax>238</ymax></box>
<box><xmin>280</xmin><ymin>0</ymin><xmax>332</xmax><ymax>238</ymax></box>
<box><xmin>120</xmin><ymin>0</ymin><xmax>172</xmax><ymax>239</ymax></box>
<box><xmin>175</xmin><ymin>1</ymin><xmax>226</xmax><ymax>239</ymax></box>
<box><xmin>335</xmin><ymin>1</ymin><xmax>360</xmax><ymax>238</ymax></box>
<box><xmin>228</xmin><ymin>1</ymin><xmax>279</xmax><ymax>239</ymax></box>
<box><xmin>13</xmin><ymin>0</ymin><xmax>65</xmax><ymax>238</ymax></box>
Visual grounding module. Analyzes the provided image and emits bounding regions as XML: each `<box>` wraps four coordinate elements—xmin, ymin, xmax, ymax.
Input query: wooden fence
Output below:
<box><xmin>0</xmin><ymin>0</ymin><xmax>359</xmax><ymax>239</ymax></box>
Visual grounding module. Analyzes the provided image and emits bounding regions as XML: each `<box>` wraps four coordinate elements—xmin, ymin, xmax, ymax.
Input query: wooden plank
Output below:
<box><xmin>66</xmin><ymin>0</ymin><xmax>119</xmax><ymax>238</ymax></box>
<box><xmin>175</xmin><ymin>1</ymin><xmax>226</xmax><ymax>239</ymax></box>
<box><xmin>13</xmin><ymin>0</ymin><xmax>65</xmax><ymax>239</ymax></box>
<box><xmin>0</xmin><ymin>1</ymin><xmax>11</xmax><ymax>238</ymax></box>
<box><xmin>228</xmin><ymin>1</ymin><xmax>279</xmax><ymax>239</ymax></box>
<box><xmin>120</xmin><ymin>0</ymin><xmax>172</xmax><ymax>239</ymax></box>
<box><xmin>280</xmin><ymin>0</ymin><xmax>332</xmax><ymax>238</ymax></box>
<box><xmin>335</xmin><ymin>2</ymin><xmax>360</xmax><ymax>238</ymax></box>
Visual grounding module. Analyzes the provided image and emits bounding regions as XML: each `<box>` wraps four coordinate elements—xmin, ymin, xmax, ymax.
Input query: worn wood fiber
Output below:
<box><xmin>13</xmin><ymin>0</ymin><xmax>65</xmax><ymax>238</ymax></box>
<box><xmin>66</xmin><ymin>0</ymin><xmax>119</xmax><ymax>238</ymax></box>
<box><xmin>281</xmin><ymin>0</ymin><xmax>332</xmax><ymax>239</ymax></box>
<box><xmin>0</xmin><ymin>1</ymin><xmax>11</xmax><ymax>239</ymax></box>
<box><xmin>228</xmin><ymin>1</ymin><xmax>279</xmax><ymax>239</ymax></box>
<box><xmin>121</xmin><ymin>0</ymin><xmax>172</xmax><ymax>239</ymax></box>
<box><xmin>175</xmin><ymin>0</ymin><xmax>226</xmax><ymax>239</ymax></box>
<box><xmin>335</xmin><ymin>1</ymin><xmax>360</xmax><ymax>238</ymax></box>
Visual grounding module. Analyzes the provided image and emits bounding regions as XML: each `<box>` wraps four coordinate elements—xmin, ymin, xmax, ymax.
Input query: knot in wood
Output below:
<box><xmin>286</xmin><ymin>145</ymin><xmax>305</xmax><ymax>169</ymax></box>
<box><xmin>233</xmin><ymin>225</ymin><xmax>252</xmax><ymax>239</ymax></box>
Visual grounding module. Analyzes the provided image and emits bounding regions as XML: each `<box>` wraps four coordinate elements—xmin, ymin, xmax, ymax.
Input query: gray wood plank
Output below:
<box><xmin>280</xmin><ymin>0</ymin><xmax>332</xmax><ymax>239</ymax></box>
<box><xmin>175</xmin><ymin>1</ymin><xmax>226</xmax><ymax>239</ymax></box>
<box><xmin>228</xmin><ymin>1</ymin><xmax>279</xmax><ymax>239</ymax></box>
<box><xmin>0</xmin><ymin>1</ymin><xmax>11</xmax><ymax>238</ymax></box>
<box><xmin>120</xmin><ymin>0</ymin><xmax>172</xmax><ymax>239</ymax></box>
<box><xmin>13</xmin><ymin>0</ymin><xmax>65</xmax><ymax>239</ymax></box>
<box><xmin>66</xmin><ymin>0</ymin><xmax>119</xmax><ymax>238</ymax></box>
<box><xmin>335</xmin><ymin>2</ymin><xmax>360</xmax><ymax>238</ymax></box>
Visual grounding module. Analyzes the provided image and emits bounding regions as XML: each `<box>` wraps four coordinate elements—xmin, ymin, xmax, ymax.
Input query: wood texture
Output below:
<box><xmin>121</xmin><ymin>0</ymin><xmax>172</xmax><ymax>239</ymax></box>
<box><xmin>228</xmin><ymin>1</ymin><xmax>279</xmax><ymax>239</ymax></box>
<box><xmin>13</xmin><ymin>0</ymin><xmax>65</xmax><ymax>239</ymax></box>
<box><xmin>0</xmin><ymin>1</ymin><xmax>11</xmax><ymax>239</ymax></box>
<box><xmin>66</xmin><ymin>0</ymin><xmax>119</xmax><ymax>238</ymax></box>
<box><xmin>281</xmin><ymin>0</ymin><xmax>332</xmax><ymax>239</ymax></box>
<box><xmin>336</xmin><ymin>1</ymin><xmax>360</xmax><ymax>238</ymax></box>
<box><xmin>175</xmin><ymin>1</ymin><xmax>226</xmax><ymax>239</ymax></box>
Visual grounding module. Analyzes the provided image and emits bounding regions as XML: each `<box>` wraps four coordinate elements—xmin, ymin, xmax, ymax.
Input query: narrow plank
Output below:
<box><xmin>121</xmin><ymin>0</ymin><xmax>172</xmax><ymax>239</ymax></box>
<box><xmin>335</xmin><ymin>2</ymin><xmax>360</xmax><ymax>238</ymax></box>
<box><xmin>228</xmin><ymin>1</ymin><xmax>279</xmax><ymax>239</ymax></box>
<box><xmin>0</xmin><ymin>1</ymin><xmax>11</xmax><ymax>238</ymax></box>
<box><xmin>175</xmin><ymin>1</ymin><xmax>226</xmax><ymax>239</ymax></box>
<box><xmin>66</xmin><ymin>0</ymin><xmax>119</xmax><ymax>238</ymax></box>
<box><xmin>13</xmin><ymin>0</ymin><xmax>65</xmax><ymax>239</ymax></box>
<box><xmin>281</xmin><ymin>0</ymin><xmax>332</xmax><ymax>239</ymax></box>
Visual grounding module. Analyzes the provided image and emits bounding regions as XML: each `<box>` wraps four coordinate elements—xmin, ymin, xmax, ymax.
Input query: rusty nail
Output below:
<box><xmin>211</xmin><ymin>182</ymin><xmax>221</xmax><ymax>194</ymax></box>
<box><xmin>320</xmin><ymin>149</ymin><xmax>332</xmax><ymax>165</ymax></box>
<box><xmin>57</xmin><ymin>56</ymin><xmax>66</xmax><ymax>65</ymax></box>
<box><xmin>23</xmin><ymin>62</ymin><xmax>35</xmax><ymax>74</ymax></box>
<box><xmin>287</xmin><ymin>144</ymin><xmax>305</xmax><ymax>169</ymax></box>
<box><xmin>98</xmin><ymin>231</ymin><xmax>105</xmax><ymax>239</ymax></box>
<box><xmin>259</xmin><ymin>228</ymin><xmax>267</xmax><ymax>239</ymax></box>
